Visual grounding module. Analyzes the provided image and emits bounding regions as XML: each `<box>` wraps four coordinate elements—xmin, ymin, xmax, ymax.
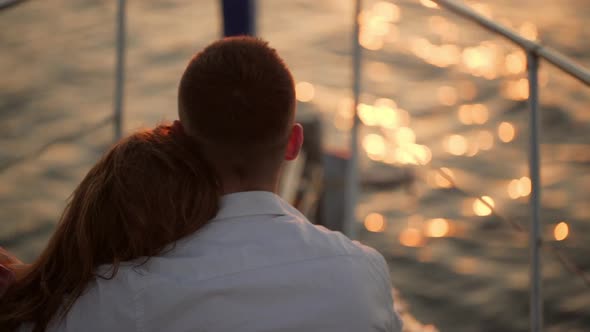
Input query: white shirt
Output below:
<box><xmin>41</xmin><ymin>191</ymin><xmax>402</xmax><ymax>332</ymax></box>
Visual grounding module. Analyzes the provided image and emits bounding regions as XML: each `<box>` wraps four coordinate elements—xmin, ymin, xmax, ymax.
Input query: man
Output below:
<box><xmin>1</xmin><ymin>37</ymin><xmax>402</xmax><ymax>331</ymax></box>
<box><xmin>176</xmin><ymin>36</ymin><xmax>401</xmax><ymax>331</ymax></box>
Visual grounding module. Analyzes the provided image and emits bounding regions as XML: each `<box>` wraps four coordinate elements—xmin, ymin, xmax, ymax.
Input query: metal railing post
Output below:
<box><xmin>527</xmin><ymin>52</ymin><xmax>543</xmax><ymax>332</ymax></box>
<box><xmin>114</xmin><ymin>0</ymin><xmax>127</xmax><ymax>141</ymax></box>
<box><xmin>343</xmin><ymin>0</ymin><xmax>363</xmax><ymax>239</ymax></box>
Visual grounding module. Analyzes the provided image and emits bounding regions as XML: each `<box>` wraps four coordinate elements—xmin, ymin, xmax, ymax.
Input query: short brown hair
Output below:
<box><xmin>178</xmin><ymin>37</ymin><xmax>295</xmax><ymax>178</ymax></box>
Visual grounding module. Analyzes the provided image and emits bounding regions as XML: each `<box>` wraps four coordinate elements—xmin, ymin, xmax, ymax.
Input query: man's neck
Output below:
<box><xmin>220</xmin><ymin>179</ymin><xmax>278</xmax><ymax>196</ymax></box>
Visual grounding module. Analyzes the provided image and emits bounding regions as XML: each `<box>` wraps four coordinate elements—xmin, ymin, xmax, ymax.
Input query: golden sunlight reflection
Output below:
<box><xmin>428</xmin><ymin>167</ymin><xmax>454</xmax><ymax>188</ymax></box>
<box><xmin>462</xmin><ymin>44</ymin><xmax>498</xmax><ymax>78</ymax></box>
<box><xmin>363</xmin><ymin>134</ymin><xmax>387</xmax><ymax>160</ymax></box>
<box><xmin>358</xmin><ymin>2</ymin><xmax>400</xmax><ymax>51</ymax></box>
<box><xmin>473</xmin><ymin>196</ymin><xmax>495</xmax><ymax>216</ymax></box>
<box><xmin>471</xmin><ymin>104</ymin><xmax>489</xmax><ymax>124</ymax></box>
<box><xmin>425</xmin><ymin>218</ymin><xmax>450</xmax><ymax>238</ymax></box>
<box><xmin>358</xmin><ymin>103</ymin><xmax>377</xmax><ymax>126</ymax></box>
<box><xmin>374</xmin><ymin>97</ymin><xmax>397</xmax><ymax>109</ymax></box>
<box><xmin>410</xmin><ymin>38</ymin><xmax>433</xmax><ymax>59</ymax></box>
<box><xmin>395</xmin><ymin>126</ymin><xmax>416</xmax><ymax>145</ymax></box>
<box><xmin>374</xmin><ymin>98</ymin><xmax>399</xmax><ymax>129</ymax></box>
<box><xmin>437</xmin><ymin>86</ymin><xmax>458</xmax><ymax>106</ymax></box>
<box><xmin>470</xmin><ymin>3</ymin><xmax>493</xmax><ymax>19</ymax></box>
<box><xmin>477</xmin><ymin>130</ymin><xmax>494</xmax><ymax>150</ymax></box>
<box><xmin>462</xmin><ymin>47</ymin><xmax>485</xmax><ymax>71</ymax></box>
<box><xmin>466</xmin><ymin>140</ymin><xmax>479</xmax><ymax>157</ymax></box>
<box><xmin>378</xmin><ymin>107</ymin><xmax>399</xmax><ymax>128</ymax></box>
<box><xmin>364</xmin><ymin>213</ymin><xmax>386</xmax><ymax>232</ymax></box>
<box><xmin>428</xmin><ymin>16</ymin><xmax>458</xmax><ymax>41</ymax></box>
<box><xmin>445</xmin><ymin>134</ymin><xmax>468</xmax><ymax>156</ymax></box>
<box><xmin>502</xmin><ymin>78</ymin><xmax>529</xmax><ymax>100</ymax></box>
<box><xmin>437</xmin><ymin>44</ymin><xmax>461</xmax><ymax>66</ymax></box>
<box><xmin>399</xmin><ymin>227</ymin><xmax>424</xmax><ymax>247</ymax></box>
<box><xmin>554</xmin><ymin>221</ymin><xmax>569</xmax><ymax>241</ymax></box>
<box><xmin>295</xmin><ymin>82</ymin><xmax>315</xmax><ymax>102</ymax></box>
<box><xmin>507</xmin><ymin>176</ymin><xmax>531</xmax><ymax>199</ymax></box>
<box><xmin>373</xmin><ymin>1</ymin><xmax>401</xmax><ymax>23</ymax></box>
<box><xmin>520</xmin><ymin>21</ymin><xmax>538</xmax><ymax>40</ymax></box>
<box><xmin>367</xmin><ymin>16</ymin><xmax>390</xmax><ymax>36</ymax></box>
<box><xmin>396</xmin><ymin>144</ymin><xmax>431</xmax><ymax>165</ymax></box>
<box><xmin>508</xmin><ymin>179</ymin><xmax>520</xmax><ymax>199</ymax></box>
<box><xmin>420</xmin><ymin>0</ymin><xmax>439</xmax><ymax>9</ymax></box>
<box><xmin>458</xmin><ymin>104</ymin><xmax>488</xmax><ymax>125</ymax></box>
<box><xmin>518</xmin><ymin>176</ymin><xmax>531</xmax><ymax>196</ymax></box>
<box><xmin>505</xmin><ymin>51</ymin><xmax>526</xmax><ymax>75</ymax></box>
<box><xmin>359</xmin><ymin>31</ymin><xmax>384</xmax><ymax>51</ymax></box>
<box><xmin>410</xmin><ymin>38</ymin><xmax>461</xmax><ymax>68</ymax></box>
<box><xmin>498</xmin><ymin>122</ymin><xmax>516</xmax><ymax>142</ymax></box>
<box><xmin>415</xmin><ymin>144</ymin><xmax>432</xmax><ymax>164</ymax></box>
<box><xmin>411</xmin><ymin>37</ymin><xmax>460</xmax><ymax>67</ymax></box>
<box><xmin>358</xmin><ymin>101</ymin><xmax>405</xmax><ymax>129</ymax></box>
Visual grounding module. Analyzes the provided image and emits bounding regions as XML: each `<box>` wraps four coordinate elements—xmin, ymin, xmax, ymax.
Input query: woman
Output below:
<box><xmin>0</xmin><ymin>122</ymin><xmax>220</xmax><ymax>332</ymax></box>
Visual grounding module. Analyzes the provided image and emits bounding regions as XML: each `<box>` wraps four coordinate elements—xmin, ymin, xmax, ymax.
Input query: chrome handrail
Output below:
<box><xmin>434</xmin><ymin>0</ymin><xmax>590</xmax><ymax>86</ymax></box>
<box><xmin>114</xmin><ymin>0</ymin><xmax>127</xmax><ymax>140</ymax></box>
<box><xmin>0</xmin><ymin>0</ymin><xmax>27</xmax><ymax>11</ymax></box>
<box><xmin>344</xmin><ymin>0</ymin><xmax>363</xmax><ymax>241</ymax></box>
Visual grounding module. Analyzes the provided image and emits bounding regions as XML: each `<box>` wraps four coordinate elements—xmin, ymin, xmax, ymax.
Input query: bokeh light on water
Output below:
<box><xmin>349</xmin><ymin>0</ymin><xmax>590</xmax><ymax>330</ymax></box>
<box><xmin>553</xmin><ymin>221</ymin><xmax>569</xmax><ymax>241</ymax></box>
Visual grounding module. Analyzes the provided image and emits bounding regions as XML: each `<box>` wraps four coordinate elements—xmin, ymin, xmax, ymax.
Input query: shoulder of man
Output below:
<box><xmin>46</xmin><ymin>265</ymin><xmax>141</xmax><ymax>332</ymax></box>
<box><xmin>303</xmin><ymin>222</ymin><xmax>403</xmax><ymax>332</ymax></box>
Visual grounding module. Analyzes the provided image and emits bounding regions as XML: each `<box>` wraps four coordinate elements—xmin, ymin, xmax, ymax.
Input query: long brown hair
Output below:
<box><xmin>0</xmin><ymin>124</ymin><xmax>220</xmax><ymax>331</ymax></box>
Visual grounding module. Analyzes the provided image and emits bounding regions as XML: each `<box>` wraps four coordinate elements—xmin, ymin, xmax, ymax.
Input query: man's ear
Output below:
<box><xmin>285</xmin><ymin>123</ymin><xmax>304</xmax><ymax>161</ymax></box>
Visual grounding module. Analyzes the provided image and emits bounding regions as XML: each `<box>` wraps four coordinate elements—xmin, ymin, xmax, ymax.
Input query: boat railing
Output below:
<box><xmin>0</xmin><ymin>0</ymin><xmax>27</xmax><ymax>10</ymax></box>
<box><xmin>345</xmin><ymin>1</ymin><xmax>590</xmax><ymax>331</ymax></box>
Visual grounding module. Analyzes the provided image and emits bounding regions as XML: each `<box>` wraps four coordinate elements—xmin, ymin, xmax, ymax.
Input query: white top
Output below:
<box><xmin>37</xmin><ymin>191</ymin><xmax>402</xmax><ymax>332</ymax></box>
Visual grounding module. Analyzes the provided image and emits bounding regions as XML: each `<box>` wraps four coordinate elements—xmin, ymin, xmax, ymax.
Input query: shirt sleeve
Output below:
<box><xmin>47</xmin><ymin>273</ymin><xmax>139</xmax><ymax>332</ymax></box>
<box><xmin>359</xmin><ymin>244</ymin><xmax>404</xmax><ymax>332</ymax></box>
<box><xmin>377</xmin><ymin>254</ymin><xmax>403</xmax><ymax>332</ymax></box>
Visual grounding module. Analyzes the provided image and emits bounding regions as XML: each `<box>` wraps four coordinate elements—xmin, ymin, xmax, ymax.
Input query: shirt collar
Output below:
<box><xmin>212</xmin><ymin>191</ymin><xmax>291</xmax><ymax>221</ymax></box>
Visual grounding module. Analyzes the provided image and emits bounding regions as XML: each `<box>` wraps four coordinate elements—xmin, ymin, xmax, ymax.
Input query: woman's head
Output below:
<box><xmin>0</xmin><ymin>124</ymin><xmax>220</xmax><ymax>331</ymax></box>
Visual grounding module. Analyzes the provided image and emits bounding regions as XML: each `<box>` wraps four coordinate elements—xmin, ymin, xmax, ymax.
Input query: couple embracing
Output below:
<box><xmin>0</xmin><ymin>37</ymin><xmax>401</xmax><ymax>332</ymax></box>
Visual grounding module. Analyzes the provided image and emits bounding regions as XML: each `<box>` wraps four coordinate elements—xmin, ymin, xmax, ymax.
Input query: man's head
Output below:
<box><xmin>178</xmin><ymin>37</ymin><xmax>303</xmax><ymax>192</ymax></box>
